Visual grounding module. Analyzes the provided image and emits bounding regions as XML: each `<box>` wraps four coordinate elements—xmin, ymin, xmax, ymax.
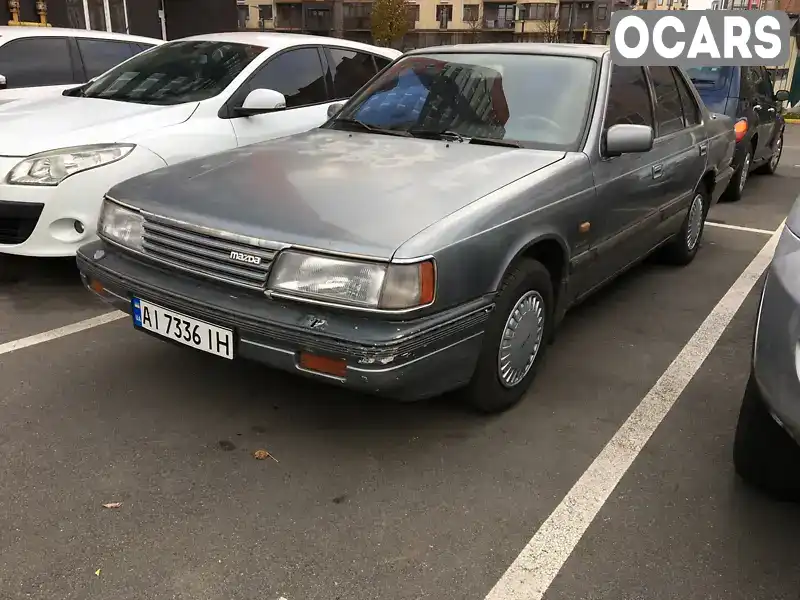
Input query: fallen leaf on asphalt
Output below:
<box><xmin>95</xmin><ymin>569</ymin><xmax>101</xmax><ymax>577</ymax></box>
<box><xmin>102</xmin><ymin>502</ymin><xmax>122</xmax><ymax>509</ymax></box>
<box><xmin>253</xmin><ymin>449</ymin><xmax>279</xmax><ymax>462</ymax></box>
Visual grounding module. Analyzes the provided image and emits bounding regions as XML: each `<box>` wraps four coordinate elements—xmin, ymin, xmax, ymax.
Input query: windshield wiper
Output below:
<box><xmin>406</xmin><ymin>127</ymin><xmax>465</xmax><ymax>143</ymax></box>
<box><xmin>331</xmin><ymin>118</ymin><xmax>411</xmax><ymax>137</ymax></box>
<box><xmin>690</xmin><ymin>78</ymin><xmax>717</xmax><ymax>85</ymax></box>
<box><xmin>406</xmin><ymin>127</ymin><xmax>521</xmax><ymax>147</ymax></box>
<box><xmin>467</xmin><ymin>137</ymin><xmax>522</xmax><ymax>148</ymax></box>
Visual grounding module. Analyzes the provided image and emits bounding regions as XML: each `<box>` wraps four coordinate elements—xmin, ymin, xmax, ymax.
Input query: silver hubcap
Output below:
<box><xmin>739</xmin><ymin>152</ymin><xmax>751</xmax><ymax>192</ymax></box>
<box><xmin>686</xmin><ymin>193</ymin><xmax>704</xmax><ymax>251</ymax></box>
<box><xmin>771</xmin><ymin>137</ymin><xmax>782</xmax><ymax>170</ymax></box>
<box><xmin>498</xmin><ymin>290</ymin><xmax>545</xmax><ymax>388</ymax></box>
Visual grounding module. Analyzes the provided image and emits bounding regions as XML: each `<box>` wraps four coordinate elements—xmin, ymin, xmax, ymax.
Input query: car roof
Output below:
<box><xmin>172</xmin><ymin>31</ymin><xmax>402</xmax><ymax>57</ymax></box>
<box><xmin>0</xmin><ymin>25</ymin><xmax>162</xmax><ymax>44</ymax></box>
<box><xmin>405</xmin><ymin>42</ymin><xmax>610</xmax><ymax>59</ymax></box>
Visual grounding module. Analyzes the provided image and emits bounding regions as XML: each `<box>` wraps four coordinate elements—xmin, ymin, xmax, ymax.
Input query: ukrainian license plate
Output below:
<box><xmin>131</xmin><ymin>297</ymin><xmax>234</xmax><ymax>359</ymax></box>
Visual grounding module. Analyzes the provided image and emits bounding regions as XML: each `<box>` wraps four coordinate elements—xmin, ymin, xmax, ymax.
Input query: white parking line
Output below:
<box><xmin>0</xmin><ymin>311</ymin><xmax>126</xmax><ymax>356</ymax></box>
<box><xmin>705</xmin><ymin>221</ymin><xmax>776</xmax><ymax>235</ymax></box>
<box><xmin>484</xmin><ymin>220</ymin><xmax>785</xmax><ymax>600</ymax></box>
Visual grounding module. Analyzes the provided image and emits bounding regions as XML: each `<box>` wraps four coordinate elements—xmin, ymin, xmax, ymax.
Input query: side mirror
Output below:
<box><xmin>233</xmin><ymin>88</ymin><xmax>286</xmax><ymax>117</ymax></box>
<box><xmin>327</xmin><ymin>102</ymin><xmax>345</xmax><ymax>119</ymax></box>
<box><xmin>604</xmin><ymin>124</ymin><xmax>654</xmax><ymax>157</ymax></box>
<box><xmin>0</xmin><ymin>75</ymin><xmax>6</xmax><ymax>90</ymax></box>
<box><xmin>776</xmin><ymin>89</ymin><xmax>790</xmax><ymax>102</ymax></box>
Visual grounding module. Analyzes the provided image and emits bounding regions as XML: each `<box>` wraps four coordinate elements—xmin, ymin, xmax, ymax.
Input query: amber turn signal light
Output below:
<box><xmin>89</xmin><ymin>279</ymin><xmax>105</xmax><ymax>294</ymax></box>
<box><xmin>298</xmin><ymin>352</ymin><xmax>347</xmax><ymax>378</ymax></box>
<box><xmin>734</xmin><ymin>118</ymin><xmax>748</xmax><ymax>143</ymax></box>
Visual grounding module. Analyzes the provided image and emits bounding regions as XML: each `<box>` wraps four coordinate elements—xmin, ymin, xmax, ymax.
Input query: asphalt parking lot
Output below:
<box><xmin>2</xmin><ymin>129</ymin><xmax>800</xmax><ymax>600</ymax></box>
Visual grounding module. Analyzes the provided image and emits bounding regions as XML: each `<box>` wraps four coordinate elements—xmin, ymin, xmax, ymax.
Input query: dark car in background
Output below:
<box><xmin>687</xmin><ymin>65</ymin><xmax>789</xmax><ymax>202</ymax></box>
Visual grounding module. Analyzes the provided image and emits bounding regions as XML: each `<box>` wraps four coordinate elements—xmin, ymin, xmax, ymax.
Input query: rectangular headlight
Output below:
<box><xmin>268</xmin><ymin>251</ymin><xmax>435</xmax><ymax>310</ymax></box>
<box><xmin>97</xmin><ymin>199</ymin><xmax>144</xmax><ymax>251</ymax></box>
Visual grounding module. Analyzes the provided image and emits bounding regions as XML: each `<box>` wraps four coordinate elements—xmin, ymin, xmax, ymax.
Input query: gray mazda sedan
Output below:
<box><xmin>734</xmin><ymin>200</ymin><xmax>800</xmax><ymax>500</ymax></box>
<box><xmin>77</xmin><ymin>43</ymin><xmax>736</xmax><ymax>413</ymax></box>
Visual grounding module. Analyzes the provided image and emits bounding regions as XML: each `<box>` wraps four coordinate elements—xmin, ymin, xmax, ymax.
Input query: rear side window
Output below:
<box><xmin>649</xmin><ymin>66</ymin><xmax>684</xmax><ymax>137</ymax></box>
<box><xmin>77</xmin><ymin>38</ymin><xmax>136</xmax><ymax>79</ymax></box>
<box><xmin>374</xmin><ymin>55</ymin><xmax>392</xmax><ymax>71</ymax></box>
<box><xmin>685</xmin><ymin>66</ymin><xmax>734</xmax><ymax>93</ymax></box>
<box><xmin>756</xmin><ymin>66</ymin><xmax>775</xmax><ymax>101</ymax></box>
<box><xmin>0</xmin><ymin>37</ymin><xmax>75</xmax><ymax>88</ymax></box>
<box><xmin>604</xmin><ymin>65</ymin><xmax>654</xmax><ymax>130</ymax></box>
<box><xmin>245</xmin><ymin>47</ymin><xmax>328</xmax><ymax>108</ymax></box>
<box><xmin>327</xmin><ymin>48</ymin><xmax>379</xmax><ymax>100</ymax></box>
<box><xmin>672</xmin><ymin>68</ymin><xmax>701</xmax><ymax>127</ymax></box>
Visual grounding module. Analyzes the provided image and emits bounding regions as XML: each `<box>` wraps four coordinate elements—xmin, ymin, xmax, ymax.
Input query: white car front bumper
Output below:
<box><xmin>0</xmin><ymin>147</ymin><xmax>166</xmax><ymax>257</ymax></box>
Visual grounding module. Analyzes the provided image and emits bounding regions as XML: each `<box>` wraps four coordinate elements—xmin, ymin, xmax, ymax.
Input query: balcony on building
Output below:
<box><xmin>514</xmin><ymin>1</ymin><xmax>558</xmax><ymax>39</ymax></box>
<box><xmin>274</xmin><ymin>2</ymin><xmax>303</xmax><ymax>29</ymax></box>
<box><xmin>273</xmin><ymin>1</ymin><xmax>333</xmax><ymax>32</ymax></box>
<box><xmin>343</xmin><ymin>1</ymin><xmax>372</xmax><ymax>30</ymax></box>
<box><xmin>482</xmin><ymin>1</ymin><xmax>517</xmax><ymax>29</ymax></box>
<box><xmin>558</xmin><ymin>0</ymin><xmax>594</xmax><ymax>42</ymax></box>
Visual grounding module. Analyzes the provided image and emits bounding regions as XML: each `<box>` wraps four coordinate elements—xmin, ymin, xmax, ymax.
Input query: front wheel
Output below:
<box><xmin>659</xmin><ymin>186</ymin><xmax>708</xmax><ymax>266</ymax></box>
<box><xmin>755</xmin><ymin>132</ymin><xmax>783</xmax><ymax>175</ymax></box>
<box><xmin>462</xmin><ymin>259</ymin><xmax>554</xmax><ymax>414</ymax></box>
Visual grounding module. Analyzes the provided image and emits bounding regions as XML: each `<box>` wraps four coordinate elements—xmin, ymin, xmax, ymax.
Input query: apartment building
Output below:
<box><xmin>4</xmin><ymin>0</ymin><xmax>239</xmax><ymax>39</ymax></box>
<box><xmin>240</xmin><ymin>0</ymin><xmax>624</xmax><ymax>47</ymax></box>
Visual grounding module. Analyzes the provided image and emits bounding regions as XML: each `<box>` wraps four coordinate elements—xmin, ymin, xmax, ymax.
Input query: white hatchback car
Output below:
<box><xmin>0</xmin><ymin>32</ymin><xmax>401</xmax><ymax>257</ymax></box>
<box><xmin>0</xmin><ymin>26</ymin><xmax>161</xmax><ymax>105</ymax></box>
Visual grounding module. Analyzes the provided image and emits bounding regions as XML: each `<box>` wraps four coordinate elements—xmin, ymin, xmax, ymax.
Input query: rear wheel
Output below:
<box><xmin>659</xmin><ymin>185</ymin><xmax>708</xmax><ymax>266</ymax></box>
<box><xmin>733</xmin><ymin>374</ymin><xmax>800</xmax><ymax>501</ymax></box>
<box><xmin>755</xmin><ymin>132</ymin><xmax>783</xmax><ymax>175</ymax></box>
<box><xmin>721</xmin><ymin>147</ymin><xmax>752</xmax><ymax>203</ymax></box>
<box><xmin>462</xmin><ymin>259</ymin><xmax>553</xmax><ymax>414</ymax></box>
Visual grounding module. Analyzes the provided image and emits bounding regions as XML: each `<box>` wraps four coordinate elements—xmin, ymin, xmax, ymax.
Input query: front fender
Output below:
<box><xmin>394</xmin><ymin>154</ymin><xmax>595</xmax><ymax>311</ymax></box>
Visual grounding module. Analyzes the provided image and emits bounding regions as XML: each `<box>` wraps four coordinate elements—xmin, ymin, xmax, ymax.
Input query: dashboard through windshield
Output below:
<box><xmin>79</xmin><ymin>40</ymin><xmax>266</xmax><ymax>105</ymax></box>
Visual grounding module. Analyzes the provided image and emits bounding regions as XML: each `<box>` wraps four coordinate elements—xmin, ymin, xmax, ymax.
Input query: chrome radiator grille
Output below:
<box><xmin>141</xmin><ymin>213</ymin><xmax>278</xmax><ymax>291</ymax></box>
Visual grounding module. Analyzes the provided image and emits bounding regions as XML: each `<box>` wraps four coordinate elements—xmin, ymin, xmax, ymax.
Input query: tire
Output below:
<box><xmin>721</xmin><ymin>146</ymin><xmax>752</xmax><ymax>203</ymax></box>
<box><xmin>659</xmin><ymin>185</ymin><xmax>708</xmax><ymax>266</ymax></box>
<box><xmin>754</xmin><ymin>132</ymin><xmax>783</xmax><ymax>175</ymax></box>
<box><xmin>733</xmin><ymin>374</ymin><xmax>800</xmax><ymax>501</ymax></box>
<box><xmin>462</xmin><ymin>259</ymin><xmax>554</xmax><ymax>414</ymax></box>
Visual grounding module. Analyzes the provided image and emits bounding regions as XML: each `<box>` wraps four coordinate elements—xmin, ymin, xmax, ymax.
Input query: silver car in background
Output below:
<box><xmin>77</xmin><ymin>44</ymin><xmax>736</xmax><ymax>414</ymax></box>
<box><xmin>734</xmin><ymin>198</ymin><xmax>800</xmax><ymax>500</ymax></box>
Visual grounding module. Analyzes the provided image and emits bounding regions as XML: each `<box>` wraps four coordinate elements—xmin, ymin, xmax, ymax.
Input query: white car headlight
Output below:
<box><xmin>97</xmin><ymin>199</ymin><xmax>144</xmax><ymax>251</ymax></box>
<box><xmin>6</xmin><ymin>144</ymin><xmax>135</xmax><ymax>186</ymax></box>
<box><xmin>268</xmin><ymin>250</ymin><xmax>436</xmax><ymax>310</ymax></box>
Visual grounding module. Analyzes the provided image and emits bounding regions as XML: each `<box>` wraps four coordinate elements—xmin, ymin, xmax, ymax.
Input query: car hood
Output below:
<box><xmin>0</xmin><ymin>96</ymin><xmax>197</xmax><ymax>156</ymax></box>
<box><xmin>109</xmin><ymin>129</ymin><xmax>566</xmax><ymax>259</ymax></box>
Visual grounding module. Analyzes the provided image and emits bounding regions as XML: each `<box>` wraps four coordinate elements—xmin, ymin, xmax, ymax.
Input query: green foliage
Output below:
<box><xmin>371</xmin><ymin>0</ymin><xmax>410</xmax><ymax>47</ymax></box>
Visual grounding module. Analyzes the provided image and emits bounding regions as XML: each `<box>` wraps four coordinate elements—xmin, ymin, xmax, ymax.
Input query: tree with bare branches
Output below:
<box><xmin>371</xmin><ymin>0</ymin><xmax>411</xmax><ymax>47</ymax></box>
<box><xmin>540</xmin><ymin>7</ymin><xmax>560</xmax><ymax>42</ymax></box>
<box><xmin>463</xmin><ymin>4</ymin><xmax>483</xmax><ymax>43</ymax></box>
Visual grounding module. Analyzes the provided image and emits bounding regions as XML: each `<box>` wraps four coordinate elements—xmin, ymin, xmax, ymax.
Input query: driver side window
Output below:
<box><xmin>604</xmin><ymin>65</ymin><xmax>654</xmax><ymax>132</ymax></box>
<box><xmin>241</xmin><ymin>47</ymin><xmax>328</xmax><ymax>109</ymax></box>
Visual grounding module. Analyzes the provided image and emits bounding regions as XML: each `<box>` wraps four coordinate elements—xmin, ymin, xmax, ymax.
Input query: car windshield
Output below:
<box><xmin>328</xmin><ymin>52</ymin><xmax>598</xmax><ymax>151</ymax></box>
<box><xmin>79</xmin><ymin>40</ymin><xmax>266</xmax><ymax>105</ymax></box>
<box><xmin>685</xmin><ymin>66</ymin><xmax>734</xmax><ymax>91</ymax></box>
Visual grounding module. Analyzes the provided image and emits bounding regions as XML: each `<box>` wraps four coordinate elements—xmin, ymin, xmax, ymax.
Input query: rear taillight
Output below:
<box><xmin>734</xmin><ymin>118</ymin><xmax>748</xmax><ymax>143</ymax></box>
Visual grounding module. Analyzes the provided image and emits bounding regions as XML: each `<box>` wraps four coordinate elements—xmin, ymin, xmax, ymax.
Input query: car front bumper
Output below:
<box><xmin>751</xmin><ymin>224</ymin><xmax>800</xmax><ymax>441</ymax></box>
<box><xmin>76</xmin><ymin>241</ymin><xmax>493</xmax><ymax>401</ymax></box>
<box><xmin>0</xmin><ymin>148</ymin><xmax>166</xmax><ymax>257</ymax></box>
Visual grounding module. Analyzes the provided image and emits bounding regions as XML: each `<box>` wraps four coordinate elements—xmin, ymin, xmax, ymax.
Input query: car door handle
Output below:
<box><xmin>753</xmin><ymin>104</ymin><xmax>762</xmax><ymax>110</ymax></box>
<box><xmin>652</xmin><ymin>164</ymin><xmax>663</xmax><ymax>179</ymax></box>
<box><xmin>699</xmin><ymin>142</ymin><xmax>708</xmax><ymax>156</ymax></box>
